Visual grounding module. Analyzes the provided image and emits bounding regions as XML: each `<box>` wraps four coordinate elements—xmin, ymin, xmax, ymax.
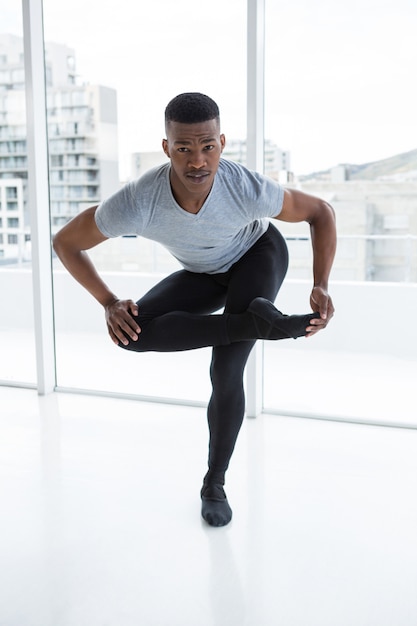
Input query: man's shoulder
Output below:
<box><xmin>218</xmin><ymin>158</ymin><xmax>271</xmax><ymax>183</ymax></box>
<box><xmin>218</xmin><ymin>158</ymin><xmax>249</xmax><ymax>178</ymax></box>
<box><xmin>217</xmin><ymin>158</ymin><xmax>276</xmax><ymax>193</ymax></box>
<box><xmin>215</xmin><ymin>158</ymin><xmax>283</xmax><ymax>214</ymax></box>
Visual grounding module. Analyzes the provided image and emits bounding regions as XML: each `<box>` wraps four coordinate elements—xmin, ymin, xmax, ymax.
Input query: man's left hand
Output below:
<box><xmin>306</xmin><ymin>286</ymin><xmax>335</xmax><ymax>337</ymax></box>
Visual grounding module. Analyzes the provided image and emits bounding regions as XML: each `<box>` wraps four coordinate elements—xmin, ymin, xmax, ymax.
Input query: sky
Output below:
<box><xmin>3</xmin><ymin>0</ymin><xmax>417</xmax><ymax>177</ymax></box>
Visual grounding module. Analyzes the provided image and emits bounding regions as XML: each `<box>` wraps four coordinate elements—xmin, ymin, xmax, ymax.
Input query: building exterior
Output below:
<box><xmin>222</xmin><ymin>138</ymin><xmax>292</xmax><ymax>181</ymax></box>
<box><xmin>284</xmin><ymin>179</ymin><xmax>417</xmax><ymax>282</ymax></box>
<box><xmin>130</xmin><ymin>151</ymin><xmax>169</xmax><ymax>181</ymax></box>
<box><xmin>47</xmin><ymin>83</ymin><xmax>119</xmax><ymax>229</ymax></box>
<box><xmin>0</xmin><ymin>178</ymin><xmax>26</xmax><ymax>263</ymax></box>
<box><xmin>0</xmin><ymin>34</ymin><xmax>119</xmax><ymax>263</ymax></box>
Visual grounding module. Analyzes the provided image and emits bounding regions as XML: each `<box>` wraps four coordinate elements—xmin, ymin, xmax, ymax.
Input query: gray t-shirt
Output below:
<box><xmin>95</xmin><ymin>158</ymin><xmax>284</xmax><ymax>274</ymax></box>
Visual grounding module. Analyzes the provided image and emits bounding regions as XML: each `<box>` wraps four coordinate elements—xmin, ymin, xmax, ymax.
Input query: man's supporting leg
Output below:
<box><xmin>201</xmin><ymin>224</ymin><xmax>290</xmax><ymax>526</ymax></box>
<box><xmin>201</xmin><ymin>340</ymin><xmax>255</xmax><ymax>526</ymax></box>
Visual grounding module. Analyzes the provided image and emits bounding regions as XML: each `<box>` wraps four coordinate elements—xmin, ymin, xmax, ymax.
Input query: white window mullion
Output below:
<box><xmin>246</xmin><ymin>0</ymin><xmax>265</xmax><ymax>418</ymax></box>
<box><xmin>22</xmin><ymin>0</ymin><xmax>56</xmax><ymax>394</ymax></box>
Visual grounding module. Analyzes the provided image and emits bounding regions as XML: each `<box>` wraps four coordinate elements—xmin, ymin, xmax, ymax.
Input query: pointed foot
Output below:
<box><xmin>248</xmin><ymin>297</ymin><xmax>320</xmax><ymax>340</ymax></box>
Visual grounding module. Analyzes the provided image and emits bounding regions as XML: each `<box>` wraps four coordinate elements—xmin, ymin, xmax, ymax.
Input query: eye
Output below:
<box><xmin>204</xmin><ymin>145</ymin><xmax>215</xmax><ymax>151</ymax></box>
<box><xmin>178</xmin><ymin>147</ymin><xmax>189</xmax><ymax>152</ymax></box>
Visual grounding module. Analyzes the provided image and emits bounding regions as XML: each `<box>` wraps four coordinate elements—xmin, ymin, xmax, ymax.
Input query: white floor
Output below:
<box><xmin>1</xmin><ymin>386</ymin><xmax>417</xmax><ymax>626</ymax></box>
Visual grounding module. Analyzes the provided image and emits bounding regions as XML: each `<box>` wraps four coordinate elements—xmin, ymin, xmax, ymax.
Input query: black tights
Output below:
<box><xmin>119</xmin><ymin>224</ymin><xmax>289</xmax><ymax>479</ymax></box>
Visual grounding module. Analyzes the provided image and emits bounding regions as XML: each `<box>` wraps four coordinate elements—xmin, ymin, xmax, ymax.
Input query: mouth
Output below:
<box><xmin>186</xmin><ymin>171</ymin><xmax>210</xmax><ymax>184</ymax></box>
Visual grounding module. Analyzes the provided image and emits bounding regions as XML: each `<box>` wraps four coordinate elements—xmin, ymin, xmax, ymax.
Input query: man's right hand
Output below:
<box><xmin>104</xmin><ymin>299</ymin><xmax>141</xmax><ymax>346</ymax></box>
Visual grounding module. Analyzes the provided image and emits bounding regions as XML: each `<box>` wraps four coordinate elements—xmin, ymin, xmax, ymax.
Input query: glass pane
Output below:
<box><xmin>265</xmin><ymin>0</ymin><xmax>417</xmax><ymax>283</ymax></box>
<box><xmin>0</xmin><ymin>6</ymin><xmax>37</xmax><ymax>385</ymax></box>
<box><xmin>264</xmin><ymin>0</ymin><xmax>417</xmax><ymax>424</ymax></box>
<box><xmin>43</xmin><ymin>0</ymin><xmax>246</xmax><ymax>400</ymax></box>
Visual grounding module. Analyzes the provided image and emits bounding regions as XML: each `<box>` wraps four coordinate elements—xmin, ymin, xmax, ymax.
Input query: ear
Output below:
<box><xmin>220</xmin><ymin>134</ymin><xmax>226</xmax><ymax>152</ymax></box>
<box><xmin>162</xmin><ymin>138</ymin><xmax>170</xmax><ymax>158</ymax></box>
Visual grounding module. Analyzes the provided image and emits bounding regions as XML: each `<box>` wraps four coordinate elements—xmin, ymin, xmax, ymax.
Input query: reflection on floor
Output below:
<box><xmin>1</xmin><ymin>385</ymin><xmax>417</xmax><ymax>626</ymax></box>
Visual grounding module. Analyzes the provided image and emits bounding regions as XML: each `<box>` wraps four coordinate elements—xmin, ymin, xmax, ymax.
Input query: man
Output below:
<box><xmin>53</xmin><ymin>92</ymin><xmax>336</xmax><ymax>527</ymax></box>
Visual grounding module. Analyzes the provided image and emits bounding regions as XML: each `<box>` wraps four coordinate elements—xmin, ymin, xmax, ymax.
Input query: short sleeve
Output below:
<box><xmin>95</xmin><ymin>182</ymin><xmax>143</xmax><ymax>237</ymax></box>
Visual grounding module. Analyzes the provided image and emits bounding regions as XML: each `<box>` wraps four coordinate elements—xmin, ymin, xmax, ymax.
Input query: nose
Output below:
<box><xmin>188</xmin><ymin>152</ymin><xmax>207</xmax><ymax>169</ymax></box>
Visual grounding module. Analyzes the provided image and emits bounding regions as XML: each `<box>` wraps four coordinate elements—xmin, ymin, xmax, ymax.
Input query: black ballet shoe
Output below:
<box><xmin>201</xmin><ymin>483</ymin><xmax>233</xmax><ymax>527</ymax></box>
<box><xmin>247</xmin><ymin>297</ymin><xmax>320</xmax><ymax>340</ymax></box>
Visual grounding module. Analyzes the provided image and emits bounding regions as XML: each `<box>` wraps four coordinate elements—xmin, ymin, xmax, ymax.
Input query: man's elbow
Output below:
<box><xmin>52</xmin><ymin>232</ymin><xmax>62</xmax><ymax>256</ymax></box>
<box><xmin>313</xmin><ymin>199</ymin><xmax>336</xmax><ymax>225</ymax></box>
<box><xmin>52</xmin><ymin>230</ymin><xmax>71</xmax><ymax>260</ymax></box>
<box><xmin>324</xmin><ymin>200</ymin><xmax>336</xmax><ymax>221</ymax></box>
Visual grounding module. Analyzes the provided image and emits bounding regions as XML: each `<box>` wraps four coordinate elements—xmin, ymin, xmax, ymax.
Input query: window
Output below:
<box><xmin>0</xmin><ymin>70</ymin><xmax>11</xmax><ymax>84</ymax></box>
<box><xmin>12</xmin><ymin>69</ymin><xmax>24</xmax><ymax>83</ymax></box>
<box><xmin>265</xmin><ymin>0</ymin><xmax>417</xmax><ymax>285</ymax></box>
<box><xmin>0</xmin><ymin>0</ymin><xmax>414</xmax><ymax>436</ymax></box>
<box><xmin>51</xmin><ymin>154</ymin><xmax>64</xmax><ymax>167</ymax></box>
<box><xmin>263</xmin><ymin>0</ymin><xmax>417</xmax><ymax>423</ymax></box>
<box><xmin>384</xmin><ymin>215</ymin><xmax>409</xmax><ymax>230</ymax></box>
<box><xmin>43</xmin><ymin>0</ymin><xmax>246</xmax><ymax>400</ymax></box>
<box><xmin>6</xmin><ymin>186</ymin><xmax>17</xmax><ymax>199</ymax></box>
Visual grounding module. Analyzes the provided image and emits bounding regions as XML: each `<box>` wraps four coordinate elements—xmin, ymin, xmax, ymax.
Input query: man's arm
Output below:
<box><xmin>274</xmin><ymin>188</ymin><xmax>336</xmax><ymax>336</ymax></box>
<box><xmin>53</xmin><ymin>206</ymin><xmax>141</xmax><ymax>345</ymax></box>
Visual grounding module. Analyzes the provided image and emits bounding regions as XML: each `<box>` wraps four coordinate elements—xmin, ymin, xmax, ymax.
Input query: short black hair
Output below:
<box><xmin>165</xmin><ymin>93</ymin><xmax>220</xmax><ymax>127</ymax></box>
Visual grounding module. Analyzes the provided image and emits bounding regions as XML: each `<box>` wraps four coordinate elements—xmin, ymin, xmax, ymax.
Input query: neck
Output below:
<box><xmin>169</xmin><ymin>172</ymin><xmax>211</xmax><ymax>214</ymax></box>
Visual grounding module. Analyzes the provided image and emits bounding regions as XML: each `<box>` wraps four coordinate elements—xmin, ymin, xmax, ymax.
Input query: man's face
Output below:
<box><xmin>162</xmin><ymin>119</ymin><xmax>225</xmax><ymax>202</ymax></box>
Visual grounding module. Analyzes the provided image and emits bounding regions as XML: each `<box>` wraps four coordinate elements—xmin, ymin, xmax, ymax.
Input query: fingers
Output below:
<box><xmin>305</xmin><ymin>315</ymin><xmax>326</xmax><ymax>337</ymax></box>
<box><xmin>306</xmin><ymin>289</ymin><xmax>335</xmax><ymax>337</ymax></box>
<box><xmin>105</xmin><ymin>299</ymin><xmax>141</xmax><ymax>346</ymax></box>
<box><xmin>109</xmin><ymin>317</ymin><xmax>141</xmax><ymax>346</ymax></box>
<box><xmin>128</xmin><ymin>300</ymin><xmax>139</xmax><ymax>317</ymax></box>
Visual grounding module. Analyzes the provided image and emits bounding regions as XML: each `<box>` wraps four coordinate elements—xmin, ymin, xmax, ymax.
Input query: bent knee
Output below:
<box><xmin>116</xmin><ymin>336</ymin><xmax>145</xmax><ymax>353</ymax></box>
